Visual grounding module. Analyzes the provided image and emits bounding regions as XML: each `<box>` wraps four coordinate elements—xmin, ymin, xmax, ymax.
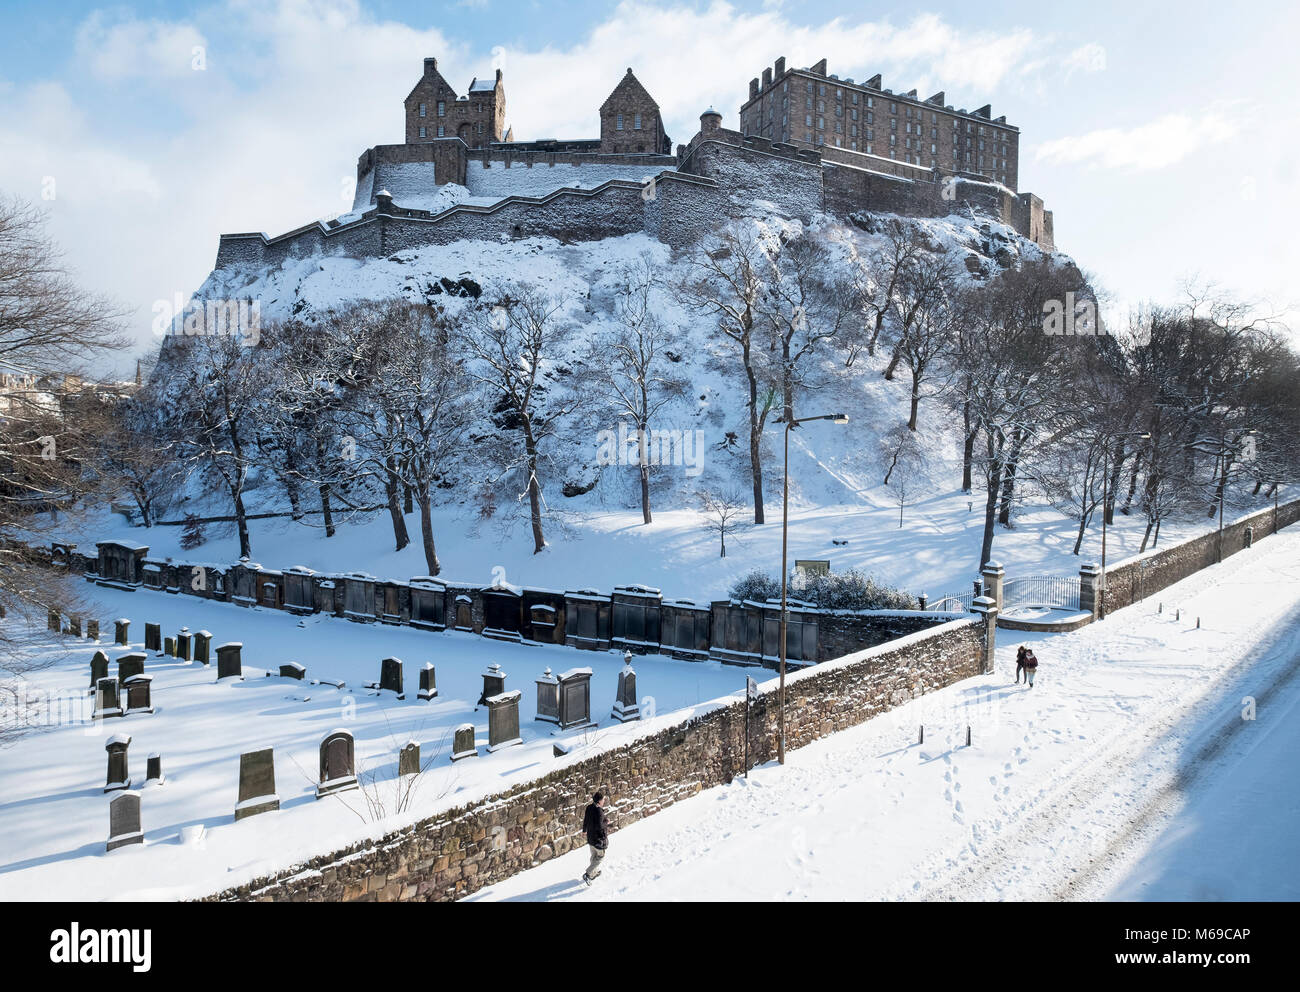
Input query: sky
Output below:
<box><xmin>2</xmin><ymin>0</ymin><xmax>1298</xmax><ymax>370</ymax></box>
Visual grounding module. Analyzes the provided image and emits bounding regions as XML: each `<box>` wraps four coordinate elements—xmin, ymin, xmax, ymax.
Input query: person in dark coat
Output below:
<box><xmin>1024</xmin><ymin>649</ymin><xmax>1039</xmax><ymax>688</ymax></box>
<box><xmin>582</xmin><ymin>791</ymin><xmax>610</xmax><ymax>885</ymax></box>
<box><xmin>1015</xmin><ymin>645</ymin><xmax>1028</xmax><ymax>684</ymax></box>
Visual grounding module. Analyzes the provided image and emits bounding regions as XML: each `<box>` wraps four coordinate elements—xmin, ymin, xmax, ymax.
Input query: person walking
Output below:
<box><xmin>1024</xmin><ymin>648</ymin><xmax>1039</xmax><ymax>688</ymax></box>
<box><xmin>581</xmin><ymin>791</ymin><xmax>610</xmax><ymax>885</ymax></box>
<box><xmin>1015</xmin><ymin>645</ymin><xmax>1028</xmax><ymax>684</ymax></box>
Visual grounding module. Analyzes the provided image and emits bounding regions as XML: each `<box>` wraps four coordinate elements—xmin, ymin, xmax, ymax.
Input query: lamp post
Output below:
<box><xmin>778</xmin><ymin>412</ymin><xmax>848</xmax><ymax>765</ymax></box>
<box><xmin>1099</xmin><ymin>430</ymin><xmax>1149</xmax><ymax>620</ymax></box>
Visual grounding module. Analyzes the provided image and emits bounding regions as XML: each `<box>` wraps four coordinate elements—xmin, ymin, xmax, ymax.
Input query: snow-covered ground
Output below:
<box><xmin>467</xmin><ymin>522</ymin><xmax>1300</xmax><ymax>902</ymax></box>
<box><xmin>0</xmin><ymin>586</ymin><xmax>747</xmax><ymax>901</ymax></box>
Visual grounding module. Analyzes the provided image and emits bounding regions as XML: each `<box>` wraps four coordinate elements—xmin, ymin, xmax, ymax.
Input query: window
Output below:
<box><xmin>817</xmin><ymin>116</ymin><xmax>824</xmax><ymax>129</ymax></box>
<box><xmin>437</xmin><ymin>125</ymin><xmax>445</xmax><ymax>137</ymax></box>
<box><xmin>437</xmin><ymin>101</ymin><xmax>445</xmax><ymax>116</ymax></box>
<box><xmin>634</xmin><ymin>113</ymin><xmax>642</xmax><ymax>129</ymax></box>
<box><xmin>616</xmin><ymin>113</ymin><xmax>624</xmax><ymax>130</ymax></box>
<box><xmin>419</xmin><ymin>102</ymin><xmax>426</xmax><ymax>117</ymax></box>
<box><xmin>418</xmin><ymin>126</ymin><xmax>426</xmax><ymax>138</ymax></box>
<box><xmin>890</xmin><ymin>102</ymin><xmax>897</xmax><ymax>113</ymax></box>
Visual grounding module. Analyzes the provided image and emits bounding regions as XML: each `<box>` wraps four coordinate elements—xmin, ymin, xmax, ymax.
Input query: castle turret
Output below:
<box><xmin>700</xmin><ymin>107</ymin><xmax>723</xmax><ymax>135</ymax></box>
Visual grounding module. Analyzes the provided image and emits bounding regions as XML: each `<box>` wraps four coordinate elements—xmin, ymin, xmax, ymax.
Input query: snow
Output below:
<box><xmin>466</xmin><ymin>522</ymin><xmax>1300</xmax><ymax>901</ymax></box>
<box><xmin>0</xmin><ymin>582</ymin><xmax>752</xmax><ymax>900</ymax></box>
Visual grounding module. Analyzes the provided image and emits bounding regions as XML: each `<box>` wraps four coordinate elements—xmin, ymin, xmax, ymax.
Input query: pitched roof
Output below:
<box><xmin>599</xmin><ymin>68</ymin><xmax>659</xmax><ymax>112</ymax></box>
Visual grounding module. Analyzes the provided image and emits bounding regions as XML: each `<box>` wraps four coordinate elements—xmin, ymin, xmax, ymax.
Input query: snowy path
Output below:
<box><xmin>468</xmin><ymin>525</ymin><xmax>1300</xmax><ymax>901</ymax></box>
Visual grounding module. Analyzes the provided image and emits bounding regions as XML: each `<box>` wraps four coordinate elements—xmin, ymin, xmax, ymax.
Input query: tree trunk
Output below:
<box><xmin>744</xmin><ymin>344</ymin><xmax>765</xmax><ymax>525</ymax></box>
<box><xmin>908</xmin><ymin>370</ymin><xmax>921</xmax><ymax>431</ymax></box>
<box><xmin>522</xmin><ymin>421</ymin><xmax>546</xmax><ymax>554</ymax></box>
<box><xmin>997</xmin><ymin>428</ymin><xmax>1024</xmax><ymax>527</ymax></box>
<box><xmin>417</xmin><ymin>488</ymin><xmax>440</xmax><ymax>575</ymax></box>
<box><xmin>637</xmin><ymin>419</ymin><xmax>652</xmax><ymax>524</ymax></box>
<box><xmin>1105</xmin><ymin>445</ymin><xmax>1124</xmax><ymax>525</ymax></box>
<box><xmin>384</xmin><ymin>455</ymin><xmax>410</xmax><ymax>551</ymax></box>
<box><xmin>319</xmin><ymin>482</ymin><xmax>335</xmax><ymax>538</ymax></box>
<box><xmin>978</xmin><ymin>430</ymin><xmax>1005</xmax><ymax>570</ymax></box>
<box><xmin>1121</xmin><ymin>450</ymin><xmax>1143</xmax><ymax>515</ymax></box>
<box><xmin>232</xmin><ymin>484</ymin><xmax>251</xmax><ymax>559</ymax></box>
<box><xmin>961</xmin><ymin>400</ymin><xmax>976</xmax><ymax>493</ymax></box>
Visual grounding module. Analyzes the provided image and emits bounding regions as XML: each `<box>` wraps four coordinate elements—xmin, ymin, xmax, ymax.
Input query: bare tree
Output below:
<box><xmin>680</xmin><ymin>223</ymin><xmax>776</xmax><ymax>524</ymax></box>
<box><xmin>595</xmin><ymin>256</ymin><xmax>687</xmax><ymax>524</ymax></box>
<box><xmin>697</xmin><ymin>488</ymin><xmax>747</xmax><ymax>558</ymax></box>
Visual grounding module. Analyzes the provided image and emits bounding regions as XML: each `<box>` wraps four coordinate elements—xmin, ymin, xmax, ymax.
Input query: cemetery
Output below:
<box><xmin>0</xmin><ymin>580</ymin><xmax>770</xmax><ymax>900</ymax></box>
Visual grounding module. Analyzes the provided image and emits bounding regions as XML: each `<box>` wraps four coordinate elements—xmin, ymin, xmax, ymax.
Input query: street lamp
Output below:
<box><xmin>778</xmin><ymin>412</ymin><xmax>848</xmax><ymax>765</ymax></box>
<box><xmin>1099</xmin><ymin>430</ymin><xmax>1150</xmax><ymax>620</ymax></box>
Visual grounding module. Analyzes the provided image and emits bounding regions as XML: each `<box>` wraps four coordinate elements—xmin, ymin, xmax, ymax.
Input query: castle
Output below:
<box><xmin>213</xmin><ymin>56</ymin><xmax>1053</xmax><ymax>271</ymax></box>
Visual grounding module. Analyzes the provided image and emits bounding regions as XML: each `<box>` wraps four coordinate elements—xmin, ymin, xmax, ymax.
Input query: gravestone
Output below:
<box><xmin>104</xmin><ymin>733</ymin><xmax>131</xmax><ymax>791</ymax></box>
<box><xmin>379</xmin><ymin>657</ymin><xmax>405</xmax><ymax>699</ymax></box>
<box><xmin>477</xmin><ymin>663</ymin><xmax>506</xmax><ymax>707</ymax></box>
<box><xmin>279</xmin><ymin>663</ymin><xmax>306</xmax><ymax>680</ymax></box>
<box><xmin>106</xmin><ymin>792</ymin><xmax>143</xmax><ymax>852</ymax></box>
<box><xmin>124</xmin><ymin>675</ymin><xmax>154</xmax><ymax>715</ymax></box>
<box><xmin>450</xmin><ymin>723</ymin><xmax>477</xmax><ymax>762</ymax></box>
<box><xmin>146</xmin><ymin>753</ymin><xmax>164</xmax><ymax>785</ymax></box>
<box><xmin>399</xmin><ymin>741</ymin><xmax>420</xmax><ymax>776</ymax></box>
<box><xmin>144</xmin><ymin>622</ymin><xmax>161</xmax><ymax>653</ymax></box>
<box><xmin>68</xmin><ymin>616</ymin><xmax>82</xmax><ymax>638</ymax></box>
<box><xmin>90</xmin><ymin>650</ymin><xmax>110</xmax><ymax>691</ymax></box>
<box><xmin>94</xmin><ymin>678</ymin><xmax>123</xmax><ymax>719</ymax></box>
<box><xmin>315</xmin><ymin>730</ymin><xmax>359</xmax><ymax>798</ymax></box>
<box><xmin>612</xmin><ymin>653</ymin><xmax>639</xmax><ymax>722</ymax></box>
<box><xmin>193</xmin><ymin>630</ymin><xmax>212</xmax><ymax>665</ymax></box>
<box><xmin>486</xmin><ymin>691</ymin><xmax>523</xmax><ymax>752</ymax></box>
<box><xmin>176</xmin><ymin>628</ymin><xmax>191</xmax><ymax>661</ymax></box>
<box><xmin>164</xmin><ymin>636</ymin><xmax>177</xmax><ymax>658</ymax></box>
<box><xmin>535</xmin><ymin>668</ymin><xmax>560</xmax><ymax>725</ymax></box>
<box><xmin>216</xmin><ymin>643</ymin><xmax>243</xmax><ymax>681</ymax></box>
<box><xmin>418</xmin><ymin>664</ymin><xmax>437</xmax><ymax>700</ymax></box>
<box><xmin>234</xmin><ymin>748</ymin><xmax>279</xmax><ymax>820</ymax></box>
<box><xmin>48</xmin><ymin>609</ymin><xmax>61</xmax><ymax>633</ymax></box>
<box><xmin>557</xmin><ymin>667</ymin><xmax>594</xmax><ymax>730</ymax></box>
<box><xmin>87</xmin><ymin>619</ymin><xmax>100</xmax><ymax>642</ymax></box>
<box><xmin>117</xmin><ymin>652</ymin><xmax>146</xmax><ymax>683</ymax></box>
<box><xmin>114</xmin><ymin>619</ymin><xmax>130</xmax><ymax>646</ymax></box>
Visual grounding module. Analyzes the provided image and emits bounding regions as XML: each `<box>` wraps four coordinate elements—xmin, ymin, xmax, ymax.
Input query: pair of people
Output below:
<box><xmin>1015</xmin><ymin>645</ymin><xmax>1039</xmax><ymax>687</ymax></box>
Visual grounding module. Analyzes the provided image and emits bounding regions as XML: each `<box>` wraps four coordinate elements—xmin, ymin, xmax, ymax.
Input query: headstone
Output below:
<box><xmin>418</xmin><ymin>663</ymin><xmax>437</xmax><ymax>700</ymax></box>
<box><xmin>90</xmin><ymin>650</ymin><xmax>110</xmax><ymax>691</ymax></box>
<box><xmin>48</xmin><ymin>609</ymin><xmax>61</xmax><ymax>633</ymax></box>
<box><xmin>124</xmin><ymin>674</ymin><xmax>154</xmax><ymax>715</ymax></box>
<box><xmin>216</xmin><ymin>642</ymin><xmax>243</xmax><ymax>681</ymax></box>
<box><xmin>146</xmin><ymin>753</ymin><xmax>164</xmax><ymax>785</ymax></box>
<box><xmin>315</xmin><ymin>730</ymin><xmax>359</xmax><ymax>798</ymax></box>
<box><xmin>279</xmin><ymin>662</ymin><xmax>306</xmax><ymax>680</ymax></box>
<box><xmin>87</xmin><ymin>619</ymin><xmax>100</xmax><ymax>641</ymax></box>
<box><xmin>399</xmin><ymin>741</ymin><xmax>420</xmax><ymax>776</ymax></box>
<box><xmin>450</xmin><ymin>723</ymin><xmax>477</xmax><ymax>762</ymax></box>
<box><xmin>117</xmin><ymin>652</ymin><xmax>146</xmax><ymax>683</ymax></box>
<box><xmin>486</xmin><ymin>690</ymin><xmax>523</xmax><ymax>752</ymax></box>
<box><xmin>104</xmin><ymin>733</ymin><xmax>131</xmax><ymax>792</ymax></box>
<box><xmin>114</xmin><ymin>618</ymin><xmax>130</xmax><ymax>646</ymax></box>
<box><xmin>68</xmin><ymin>616</ymin><xmax>82</xmax><ymax>637</ymax></box>
<box><xmin>612</xmin><ymin>653</ymin><xmax>639</xmax><ymax>722</ymax></box>
<box><xmin>176</xmin><ymin>628</ymin><xmax>191</xmax><ymax>661</ymax></box>
<box><xmin>557</xmin><ymin>667</ymin><xmax>594</xmax><ymax>730</ymax></box>
<box><xmin>144</xmin><ymin>622</ymin><xmax>161</xmax><ymax>653</ymax></box>
<box><xmin>1245</xmin><ymin>525</ymin><xmax>1254</xmax><ymax>548</ymax></box>
<box><xmin>379</xmin><ymin>657</ymin><xmax>405</xmax><ymax>699</ymax></box>
<box><xmin>535</xmin><ymin>667</ymin><xmax>560</xmax><ymax>725</ymax></box>
<box><xmin>193</xmin><ymin>630</ymin><xmax>213</xmax><ymax>665</ymax></box>
<box><xmin>106</xmin><ymin>792</ymin><xmax>143</xmax><ymax>852</ymax></box>
<box><xmin>94</xmin><ymin>678</ymin><xmax>123</xmax><ymax>719</ymax></box>
<box><xmin>163</xmin><ymin>636</ymin><xmax>176</xmax><ymax>658</ymax></box>
<box><xmin>477</xmin><ymin>663</ymin><xmax>506</xmax><ymax>707</ymax></box>
<box><xmin>234</xmin><ymin>748</ymin><xmax>279</xmax><ymax>820</ymax></box>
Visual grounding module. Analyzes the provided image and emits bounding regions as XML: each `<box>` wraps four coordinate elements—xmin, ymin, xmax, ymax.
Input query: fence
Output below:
<box><xmin>1002</xmin><ymin>575</ymin><xmax>1081</xmax><ymax>611</ymax></box>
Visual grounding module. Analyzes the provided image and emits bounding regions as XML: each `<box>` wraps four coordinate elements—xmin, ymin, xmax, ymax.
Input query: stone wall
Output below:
<box><xmin>202</xmin><ymin>616</ymin><xmax>983</xmax><ymax>902</ymax></box>
<box><xmin>1104</xmin><ymin>499</ymin><xmax>1300</xmax><ymax>613</ymax></box>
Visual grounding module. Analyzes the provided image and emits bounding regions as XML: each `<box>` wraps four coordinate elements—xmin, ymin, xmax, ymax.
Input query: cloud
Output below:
<box><xmin>1035</xmin><ymin>100</ymin><xmax>1247</xmax><ymax>171</ymax></box>
<box><xmin>74</xmin><ymin>11</ymin><xmax>208</xmax><ymax>80</ymax></box>
<box><xmin>1062</xmin><ymin>42</ymin><xmax>1106</xmax><ymax>77</ymax></box>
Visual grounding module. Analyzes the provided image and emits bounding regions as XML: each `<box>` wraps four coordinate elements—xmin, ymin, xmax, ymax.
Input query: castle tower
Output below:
<box><xmin>599</xmin><ymin>68</ymin><xmax>671</xmax><ymax>155</ymax></box>
<box><xmin>700</xmin><ymin>107</ymin><xmax>723</xmax><ymax>135</ymax></box>
<box><xmin>404</xmin><ymin>58</ymin><xmax>505</xmax><ymax>149</ymax></box>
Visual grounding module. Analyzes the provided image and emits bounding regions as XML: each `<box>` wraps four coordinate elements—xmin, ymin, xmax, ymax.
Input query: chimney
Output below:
<box><xmin>749</xmin><ymin>78</ymin><xmax>760</xmax><ymax>101</ymax></box>
<box><xmin>495</xmin><ymin>68</ymin><xmax>502</xmax><ymax>83</ymax></box>
<box><xmin>423</xmin><ymin>57</ymin><xmax>438</xmax><ymax>78</ymax></box>
<box><xmin>774</xmin><ymin>56</ymin><xmax>786</xmax><ymax>78</ymax></box>
<box><xmin>761</xmin><ymin>67</ymin><xmax>772</xmax><ymax>88</ymax></box>
<box><xmin>866</xmin><ymin>73</ymin><xmax>882</xmax><ymax>90</ymax></box>
<box><xmin>811</xmin><ymin>57</ymin><xmax>828</xmax><ymax>76</ymax></box>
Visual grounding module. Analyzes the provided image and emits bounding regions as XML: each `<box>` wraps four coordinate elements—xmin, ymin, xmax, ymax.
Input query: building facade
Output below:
<box><xmin>404</xmin><ymin>57</ymin><xmax>506</xmax><ymax>149</ymax></box>
<box><xmin>739</xmin><ymin>56</ymin><xmax>1020</xmax><ymax>191</ymax></box>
